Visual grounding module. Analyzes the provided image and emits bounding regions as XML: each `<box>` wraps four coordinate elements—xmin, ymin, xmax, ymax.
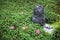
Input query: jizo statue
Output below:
<box><xmin>32</xmin><ymin>5</ymin><xmax>46</xmax><ymax>26</ymax></box>
<box><xmin>31</xmin><ymin>5</ymin><xmax>53</xmax><ymax>34</ymax></box>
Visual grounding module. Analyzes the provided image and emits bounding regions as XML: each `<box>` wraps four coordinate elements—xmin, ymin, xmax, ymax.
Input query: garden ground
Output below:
<box><xmin>0</xmin><ymin>0</ymin><xmax>60</xmax><ymax>40</ymax></box>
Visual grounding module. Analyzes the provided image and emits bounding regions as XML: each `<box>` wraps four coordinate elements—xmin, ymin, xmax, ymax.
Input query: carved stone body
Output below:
<box><xmin>32</xmin><ymin>5</ymin><xmax>46</xmax><ymax>26</ymax></box>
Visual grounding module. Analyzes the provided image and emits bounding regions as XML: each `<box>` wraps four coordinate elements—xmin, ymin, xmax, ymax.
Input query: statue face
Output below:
<box><xmin>33</xmin><ymin>5</ymin><xmax>44</xmax><ymax>16</ymax></box>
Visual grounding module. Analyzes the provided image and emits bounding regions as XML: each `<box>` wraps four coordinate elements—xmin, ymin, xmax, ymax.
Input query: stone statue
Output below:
<box><xmin>31</xmin><ymin>5</ymin><xmax>53</xmax><ymax>34</ymax></box>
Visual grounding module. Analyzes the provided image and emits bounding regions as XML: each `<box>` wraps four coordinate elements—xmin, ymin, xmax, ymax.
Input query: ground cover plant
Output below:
<box><xmin>0</xmin><ymin>0</ymin><xmax>60</xmax><ymax>40</ymax></box>
<box><xmin>52</xmin><ymin>23</ymin><xmax>60</xmax><ymax>40</ymax></box>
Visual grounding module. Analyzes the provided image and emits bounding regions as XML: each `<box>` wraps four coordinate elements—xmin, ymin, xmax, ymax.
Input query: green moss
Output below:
<box><xmin>52</xmin><ymin>24</ymin><xmax>60</xmax><ymax>40</ymax></box>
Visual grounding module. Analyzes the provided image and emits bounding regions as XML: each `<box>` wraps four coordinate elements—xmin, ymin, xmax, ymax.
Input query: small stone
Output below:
<box><xmin>43</xmin><ymin>24</ymin><xmax>53</xmax><ymax>34</ymax></box>
<box><xmin>21</xmin><ymin>11</ymin><xmax>24</xmax><ymax>14</ymax></box>
<box><xmin>35</xmin><ymin>29</ymin><xmax>40</xmax><ymax>34</ymax></box>
<box><xmin>10</xmin><ymin>26</ymin><xmax>15</xmax><ymax>30</ymax></box>
<box><xmin>20</xmin><ymin>10</ymin><xmax>24</xmax><ymax>14</ymax></box>
<box><xmin>22</xmin><ymin>26</ymin><xmax>27</xmax><ymax>30</ymax></box>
